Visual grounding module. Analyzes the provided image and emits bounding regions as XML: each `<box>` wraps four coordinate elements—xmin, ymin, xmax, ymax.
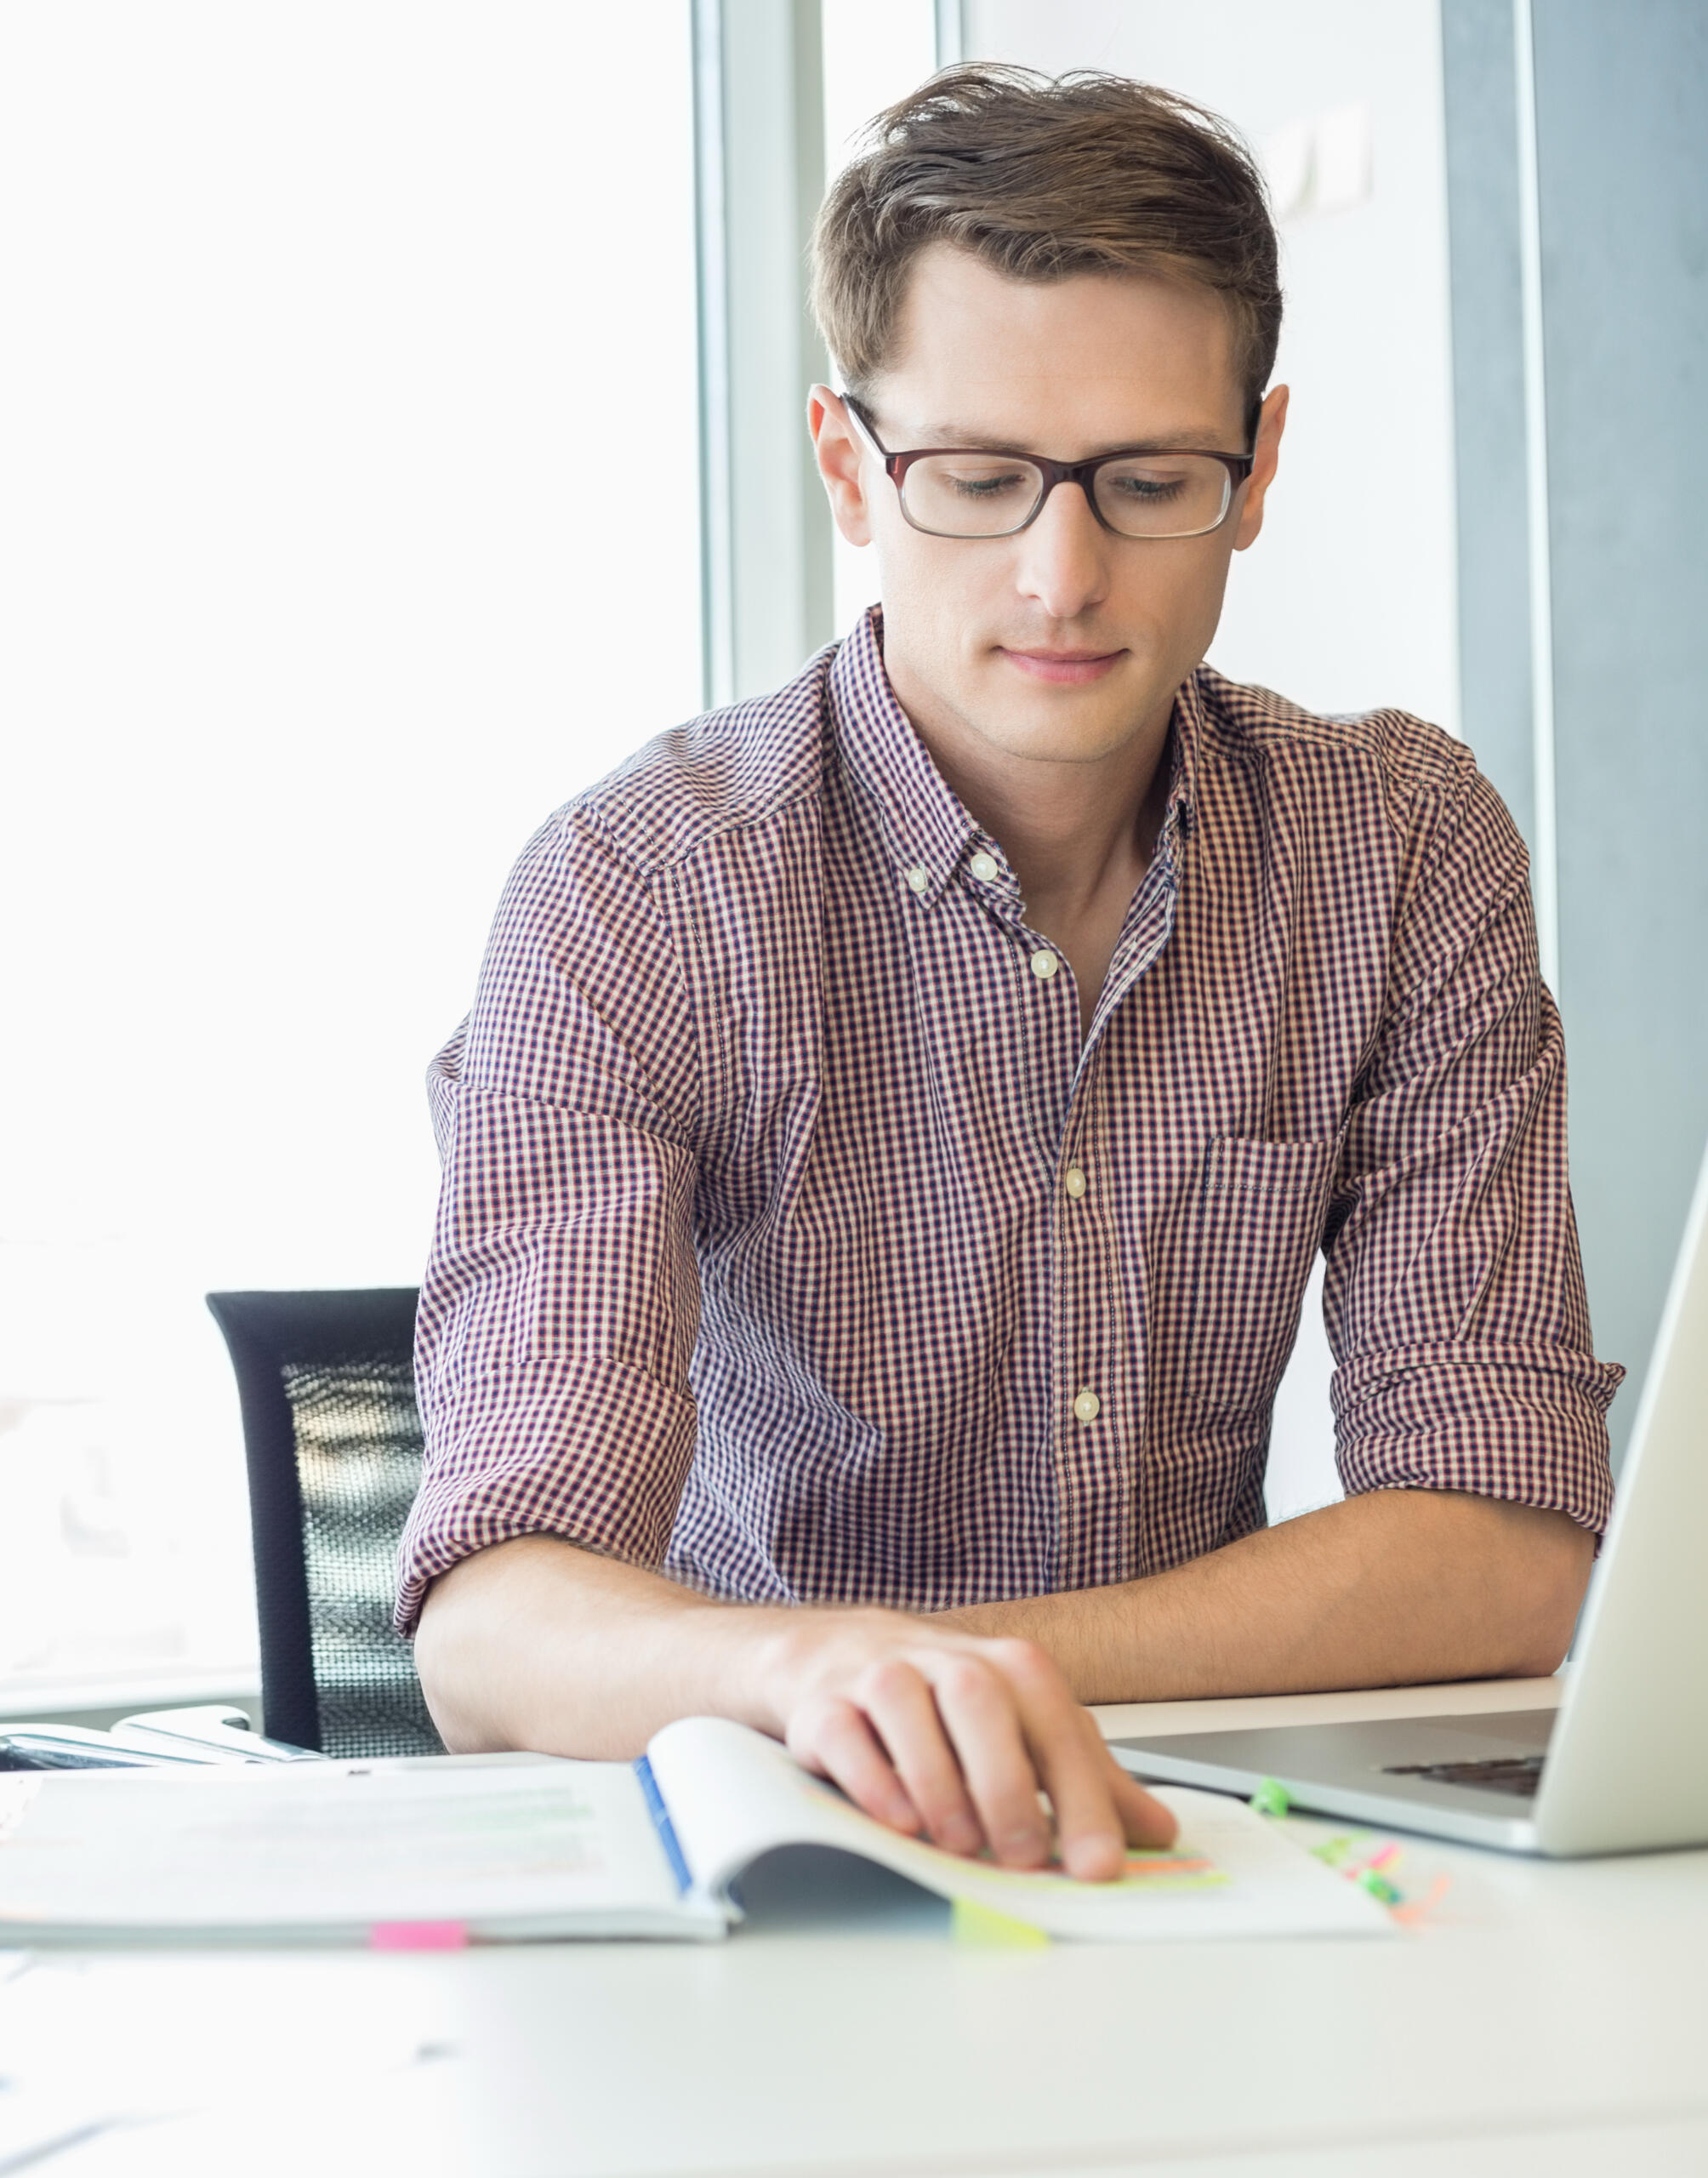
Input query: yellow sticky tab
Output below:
<box><xmin>951</xmin><ymin>1897</ymin><xmax>1051</xmax><ymax>1948</ymax></box>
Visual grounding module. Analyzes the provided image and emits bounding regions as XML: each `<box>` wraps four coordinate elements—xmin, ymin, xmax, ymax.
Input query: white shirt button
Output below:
<box><xmin>1028</xmin><ymin>949</ymin><xmax>1058</xmax><ymax>980</ymax></box>
<box><xmin>1073</xmin><ymin>1388</ymin><xmax>1102</xmax><ymax>1425</ymax></box>
<box><xmin>969</xmin><ymin>851</ymin><xmax>999</xmax><ymax>882</ymax></box>
<box><xmin>905</xmin><ymin>865</ymin><xmax>931</xmax><ymax>895</ymax></box>
<box><xmin>1064</xmin><ymin>1166</ymin><xmax>1086</xmax><ymax>1200</ymax></box>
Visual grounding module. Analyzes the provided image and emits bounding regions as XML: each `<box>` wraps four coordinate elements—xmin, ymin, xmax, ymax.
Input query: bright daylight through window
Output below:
<box><xmin>0</xmin><ymin>4</ymin><xmax>702</xmax><ymax>1706</ymax></box>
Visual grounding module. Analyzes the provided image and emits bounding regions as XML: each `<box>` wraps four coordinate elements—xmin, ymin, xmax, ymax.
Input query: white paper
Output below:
<box><xmin>0</xmin><ymin>1727</ymin><xmax>1394</xmax><ymax>1950</ymax></box>
<box><xmin>0</xmin><ymin>1757</ymin><xmax>717</xmax><ymax>1941</ymax></box>
<box><xmin>649</xmin><ymin>1717</ymin><xmax>1393</xmax><ymax>1941</ymax></box>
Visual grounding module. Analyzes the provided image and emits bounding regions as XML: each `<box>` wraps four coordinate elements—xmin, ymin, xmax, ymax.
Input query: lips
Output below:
<box><xmin>999</xmin><ymin>648</ymin><xmax>1124</xmax><ymax>685</ymax></box>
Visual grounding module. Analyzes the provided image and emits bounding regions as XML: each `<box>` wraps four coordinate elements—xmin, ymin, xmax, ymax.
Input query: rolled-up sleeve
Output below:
<box><xmin>1324</xmin><ymin>758</ymin><xmax>1622</xmax><ymax>1534</ymax></box>
<box><xmin>395</xmin><ymin>807</ymin><xmax>703</xmax><ymax>1634</ymax></box>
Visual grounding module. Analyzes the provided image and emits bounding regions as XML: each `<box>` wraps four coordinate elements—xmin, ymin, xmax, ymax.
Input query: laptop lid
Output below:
<box><xmin>1534</xmin><ymin>1131</ymin><xmax>1708</xmax><ymax>1854</ymax></box>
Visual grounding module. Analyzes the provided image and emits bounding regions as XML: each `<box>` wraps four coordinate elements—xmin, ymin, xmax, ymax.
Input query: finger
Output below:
<box><xmin>786</xmin><ymin>1696</ymin><xmax>921</xmax><ymax>1837</ymax></box>
<box><xmin>855</xmin><ymin>1658</ymin><xmax>985</xmax><ymax>1856</ymax></box>
<box><xmin>1111</xmin><ymin>1760</ymin><xmax>1179</xmax><ymax>1850</ymax></box>
<box><xmin>991</xmin><ymin>1645</ymin><xmax>1131</xmax><ymax>1881</ymax></box>
<box><xmin>914</xmin><ymin>1651</ymin><xmax>1053</xmax><ymax>1868</ymax></box>
<box><xmin>1033</xmin><ymin>1729</ymin><xmax>1130</xmax><ymax>1881</ymax></box>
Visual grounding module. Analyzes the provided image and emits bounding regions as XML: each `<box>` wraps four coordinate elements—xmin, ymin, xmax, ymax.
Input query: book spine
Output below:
<box><xmin>634</xmin><ymin>1755</ymin><xmax>692</xmax><ymax>1896</ymax></box>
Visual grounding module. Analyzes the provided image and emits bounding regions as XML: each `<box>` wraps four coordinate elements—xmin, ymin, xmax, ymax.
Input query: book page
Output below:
<box><xmin>648</xmin><ymin>1718</ymin><xmax>1392</xmax><ymax>1941</ymax></box>
<box><xmin>0</xmin><ymin>1756</ymin><xmax>715</xmax><ymax>1939</ymax></box>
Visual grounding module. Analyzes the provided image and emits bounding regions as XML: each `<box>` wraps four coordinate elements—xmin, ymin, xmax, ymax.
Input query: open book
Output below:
<box><xmin>0</xmin><ymin>1717</ymin><xmax>1390</xmax><ymax>1945</ymax></box>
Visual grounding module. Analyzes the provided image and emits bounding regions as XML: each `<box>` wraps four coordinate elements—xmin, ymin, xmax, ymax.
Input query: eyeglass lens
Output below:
<box><xmin>899</xmin><ymin>453</ymin><xmax>1233</xmax><ymax>539</ymax></box>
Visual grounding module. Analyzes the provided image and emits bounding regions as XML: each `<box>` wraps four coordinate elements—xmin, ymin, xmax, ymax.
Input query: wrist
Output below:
<box><xmin>689</xmin><ymin>1601</ymin><xmax>812</xmax><ymax>1738</ymax></box>
<box><xmin>712</xmin><ymin>1603</ymin><xmax>910</xmax><ymax>1740</ymax></box>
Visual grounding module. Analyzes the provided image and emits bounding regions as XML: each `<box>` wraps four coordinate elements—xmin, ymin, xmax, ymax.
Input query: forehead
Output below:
<box><xmin>877</xmin><ymin>241</ymin><xmax>1244</xmax><ymax>448</ymax></box>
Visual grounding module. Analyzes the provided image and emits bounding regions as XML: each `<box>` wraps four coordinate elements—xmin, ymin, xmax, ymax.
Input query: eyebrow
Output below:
<box><xmin>902</xmin><ymin>419</ymin><xmax>1241</xmax><ymax>455</ymax></box>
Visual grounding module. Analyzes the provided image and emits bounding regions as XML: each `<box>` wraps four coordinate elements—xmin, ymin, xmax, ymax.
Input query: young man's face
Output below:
<box><xmin>813</xmin><ymin>242</ymin><xmax>1286</xmax><ymax>767</ymax></box>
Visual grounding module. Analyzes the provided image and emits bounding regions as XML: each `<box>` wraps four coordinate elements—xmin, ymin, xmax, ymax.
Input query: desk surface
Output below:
<box><xmin>6</xmin><ymin>1678</ymin><xmax>1707</xmax><ymax>2178</ymax></box>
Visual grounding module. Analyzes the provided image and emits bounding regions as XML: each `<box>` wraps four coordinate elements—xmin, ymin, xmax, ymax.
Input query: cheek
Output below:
<box><xmin>1111</xmin><ymin>540</ymin><xmax>1233</xmax><ymax>642</ymax></box>
<box><xmin>1179</xmin><ymin>541</ymin><xmax>1238</xmax><ymax>643</ymax></box>
<box><xmin>872</xmin><ymin>529</ymin><xmax>1008</xmax><ymax>647</ymax></box>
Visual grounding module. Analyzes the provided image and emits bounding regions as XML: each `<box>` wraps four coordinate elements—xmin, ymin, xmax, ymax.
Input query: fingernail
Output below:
<box><xmin>939</xmin><ymin>1815</ymin><xmax>982</xmax><ymax>1855</ymax></box>
<box><xmin>997</xmin><ymin>1827</ymin><xmax>1047</xmax><ymax>1866</ymax></box>
<box><xmin>1065</xmin><ymin>1835</ymin><xmax>1120</xmax><ymax>1882</ymax></box>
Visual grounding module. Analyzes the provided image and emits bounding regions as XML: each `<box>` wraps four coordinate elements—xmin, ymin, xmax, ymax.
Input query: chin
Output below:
<box><xmin>976</xmin><ymin>666</ymin><xmax>1136</xmax><ymax>738</ymax></box>
<box><xmin>982</xmin><ymin>702</ymin><xmax>1138</xmax><ymax>765</ymax></box>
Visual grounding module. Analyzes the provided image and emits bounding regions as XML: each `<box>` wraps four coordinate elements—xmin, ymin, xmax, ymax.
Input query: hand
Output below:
<box><xmin>757</xmin><ymin>1608</ymin><xmax>1176</xmax><ymax>1881</ymax></box>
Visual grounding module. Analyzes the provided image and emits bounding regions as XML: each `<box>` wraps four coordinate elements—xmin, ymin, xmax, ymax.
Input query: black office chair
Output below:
<box><xmin>206</xmin><ymin>1287</ymin><xmax>444</xmax><ymax>1758</ymax></box>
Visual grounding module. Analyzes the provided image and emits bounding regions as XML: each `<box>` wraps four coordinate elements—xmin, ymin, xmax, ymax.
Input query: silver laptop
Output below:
<box><xmin>1112</xmin><ymin>1132</ymin><xmax>1708</xmax><ymax>1856</ymax></box>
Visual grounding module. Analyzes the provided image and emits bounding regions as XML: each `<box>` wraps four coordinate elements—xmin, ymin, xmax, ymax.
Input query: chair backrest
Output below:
<box><xmin>206</xmin><ymin>1288</ymin><xmax>443</xmax><ymax>1758</ymax></box>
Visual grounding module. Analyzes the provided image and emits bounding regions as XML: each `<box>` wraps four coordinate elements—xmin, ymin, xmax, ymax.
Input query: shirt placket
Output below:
<box><xmin>1039</xmin><ymin>833</ymin><xmax>1184</xmax><ymax>1590</ymax></box>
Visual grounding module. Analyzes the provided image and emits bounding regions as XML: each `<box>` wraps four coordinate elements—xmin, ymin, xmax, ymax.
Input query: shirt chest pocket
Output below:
<box><xmin>1183</xmin><ymin>1134</ymin><xmax>1337</xmax><ymax>1411</ymax></box>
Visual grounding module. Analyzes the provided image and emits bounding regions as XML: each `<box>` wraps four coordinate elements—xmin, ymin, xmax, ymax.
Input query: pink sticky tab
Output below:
<box><xmin>369</xmin><ymin>1920</ymin><xmax>470</xmax><ymax>1952</ymax></box>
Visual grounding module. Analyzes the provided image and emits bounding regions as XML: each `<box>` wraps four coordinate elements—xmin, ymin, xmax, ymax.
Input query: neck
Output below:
<box><xmin>885</xmin><ymin>664</ymin><xmax>1178</xmax><ymax>926</ymax></box>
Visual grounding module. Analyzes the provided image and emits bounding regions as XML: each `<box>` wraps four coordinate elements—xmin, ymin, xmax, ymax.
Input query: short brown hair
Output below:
<box><xmin>812</xmin><ymin>66</ymin><xmax>1281</xmax><ymax>434</ymax></box>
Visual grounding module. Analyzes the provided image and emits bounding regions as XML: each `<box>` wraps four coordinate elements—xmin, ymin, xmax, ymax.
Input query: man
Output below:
<box><xmin>401</xmin><ymin>69</ymin><xmax>1620</xmax><ymax>1882</ymax></box>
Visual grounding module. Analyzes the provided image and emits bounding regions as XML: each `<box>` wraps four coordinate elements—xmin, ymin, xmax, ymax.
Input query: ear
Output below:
<box><xmin>1232</xmin><ymin>384</ymin><xmax>1290</xmax><ymax>552</ymax></box>
<box><xmin>808</xmin><ymin>385</ymin><xmax>875</xmax><ymax>548</ymax></box>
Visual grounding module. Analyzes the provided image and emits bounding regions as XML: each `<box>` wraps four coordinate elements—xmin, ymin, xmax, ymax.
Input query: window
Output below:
<box><xmin>0</xmin><ymin>3</ymin><xmax>702</xmax><ymax>1703</ymax></box>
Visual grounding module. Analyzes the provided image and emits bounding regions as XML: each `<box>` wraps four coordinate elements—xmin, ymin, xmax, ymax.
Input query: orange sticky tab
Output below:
<box><xmin>370</xmin><ymin>1920</ymin><xmax>470</xmax><ymax>1951</ymax></box>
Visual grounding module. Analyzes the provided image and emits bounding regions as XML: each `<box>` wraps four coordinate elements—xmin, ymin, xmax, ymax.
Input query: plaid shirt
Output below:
<box><xmin>396</xmin><ymin>608</ymin><xmax>1620</xmax><ymax>1633</ymax></box>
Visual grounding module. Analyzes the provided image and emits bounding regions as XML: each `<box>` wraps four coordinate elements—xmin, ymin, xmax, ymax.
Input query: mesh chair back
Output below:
<box><xmin>207</xmin><ymin>1288</ymin><xmax>443</xmax><ymax>1758</ymax></box>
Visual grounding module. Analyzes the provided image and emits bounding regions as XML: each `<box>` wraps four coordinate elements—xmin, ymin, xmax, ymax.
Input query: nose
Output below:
<box><xmin>1011</xmin><ymin>477</ymin><xmax>1112</xmax><ymax>623</ymax></box>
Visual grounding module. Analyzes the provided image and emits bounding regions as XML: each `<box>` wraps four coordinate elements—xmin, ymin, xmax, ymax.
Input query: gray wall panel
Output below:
<box><xmin>1534</xmin><ymin>0</ymin><xmax>1708</xmax><ymax>1457</ymax></box>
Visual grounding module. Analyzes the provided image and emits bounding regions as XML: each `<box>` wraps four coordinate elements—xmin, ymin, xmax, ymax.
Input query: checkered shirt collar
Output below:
<box><xmin>829</xmin><ymin>605</ymin><xmax>1200</xmax><ymax>907</ymax></box>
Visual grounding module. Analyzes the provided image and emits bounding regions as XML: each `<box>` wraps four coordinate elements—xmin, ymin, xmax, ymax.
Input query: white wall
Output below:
<box><xmin>965</xmin><ymin>0</ymin><xmax>1459</xmax><ymax>727</ymax></box>
<box><xmin>963</xmin><ymin>0</ymin><xmax>1460</xmax><ymax>1518</ymax></box>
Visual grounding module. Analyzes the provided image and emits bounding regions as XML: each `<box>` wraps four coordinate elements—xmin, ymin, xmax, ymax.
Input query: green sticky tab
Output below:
<box><xmin>952</xmin><ymin>1897</ymin><xmax>1051</xmax><ymax>1949</ymax></box>
<box><xmin>1249</xmin><ymin>1776</ymin><xmax>1292</xmax><ymax>1819</ymax></box>
<box><xmin>1358</xmin><ymin>1870</ymin><xmax>1402</xmax><ymax>1906</ymax></box>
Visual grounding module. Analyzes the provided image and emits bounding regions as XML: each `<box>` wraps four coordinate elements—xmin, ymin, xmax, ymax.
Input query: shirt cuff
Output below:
<box><xmin>1331</xmin><ymin>1340</ymin><xmax>1623</xmax><ymax>1536</ymax></box>
<box><xmin>394</xmin><ymin>1357</ymin><xmax>697</xmax><ymax>1635</ymax></box>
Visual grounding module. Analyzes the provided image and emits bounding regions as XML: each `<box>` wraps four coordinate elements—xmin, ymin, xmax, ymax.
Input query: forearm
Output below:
<box><xmin>414</xmin><ymin>1535</ymin><xmax>798</xmax><ymax>1759</ymax></box>
<box><xmin>411</xmin><ymin>1530</ymin><xmax>1179</xmax><ymax>1875</ymax></box>
<box><xmin>943</xmin><ymin>1488</ymin><xmax>1595</xmax><ymax>1705</ymax></box>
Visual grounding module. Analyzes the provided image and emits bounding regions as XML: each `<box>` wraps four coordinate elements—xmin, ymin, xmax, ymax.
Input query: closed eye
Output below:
<box><xmin>1103</xmin><ymin>473</ymin><xmax>1188</xmax><ymax>503</ymax></box>
<box><xmin>942</xmin><ymin>467</ymin><xmax>1033</xmax><ymax>499</ymax></box>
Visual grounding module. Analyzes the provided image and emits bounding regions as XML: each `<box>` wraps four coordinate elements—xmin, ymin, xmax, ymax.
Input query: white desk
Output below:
<box><xmin>5</xmin><ymin>1679</ymin><xmax>1707</xmax><ymax>2178</ymax></box>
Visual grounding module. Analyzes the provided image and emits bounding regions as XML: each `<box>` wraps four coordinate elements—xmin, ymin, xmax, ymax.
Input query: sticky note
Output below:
<box><xmin>1249</xmin><ymin>1777</ymin><xmax>1292</xmax><ymax>1819</ymax></box>
<box><xmin>369</xmin><ymin>1920</ymin><xmax>470</xmax><ymax>1951</ymax></box>
<box><xmin>952</xmin><ymin>1898</ymin><xmax>1050</xmax><ymax>1948</ymax></box>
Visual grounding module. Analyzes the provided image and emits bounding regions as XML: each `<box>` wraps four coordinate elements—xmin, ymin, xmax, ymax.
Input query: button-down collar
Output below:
<box><xmin>831</xmin><ymin>608</ymin><xmax>977</xmax><ymax>909</ymax></box>
<box><xmin>832</xmin><ymin>605</ymin><xmax>1200</xmax><ymax>916</ymax></box>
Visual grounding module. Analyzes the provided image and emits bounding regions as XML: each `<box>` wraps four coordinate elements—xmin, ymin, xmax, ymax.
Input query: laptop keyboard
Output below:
<box><xmin>1381</xmin><ymin>1753</ymin><xmax>1546</xmax><ymax>1798</ymax></box>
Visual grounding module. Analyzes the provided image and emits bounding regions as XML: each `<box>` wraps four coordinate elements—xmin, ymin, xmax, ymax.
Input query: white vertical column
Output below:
<box><xmin>693</xmin><ymin>0</ymin><xmax>833</xmax><ymax>708</ymax></box>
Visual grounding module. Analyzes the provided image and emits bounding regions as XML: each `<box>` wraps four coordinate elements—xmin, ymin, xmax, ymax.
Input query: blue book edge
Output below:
<box><xmin>634</xmin><ymin>1754</ymin><xmax>693</xmax><ymax>1896</ymax></box>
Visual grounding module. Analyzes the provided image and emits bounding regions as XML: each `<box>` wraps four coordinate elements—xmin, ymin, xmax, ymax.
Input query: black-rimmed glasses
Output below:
<box><xmin>842</xmin><ymin>395</ymin><xmax>1254</xmax><ymax>542</ymax></box>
